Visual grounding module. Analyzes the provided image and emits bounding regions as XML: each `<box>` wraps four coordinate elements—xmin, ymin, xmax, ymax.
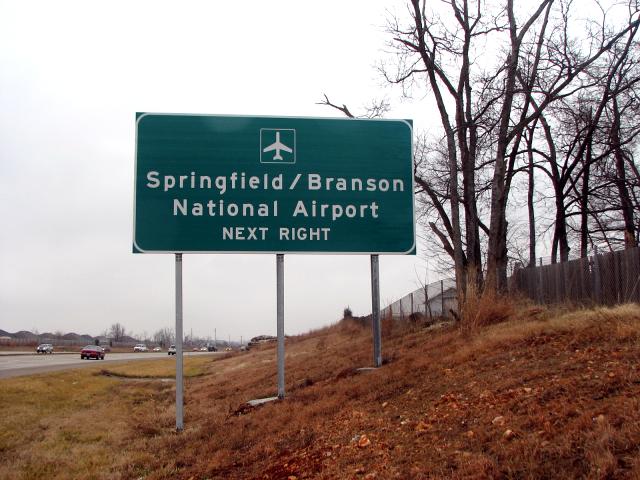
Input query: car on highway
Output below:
<box><xmin>36</xmin><ymin>343</ymin><xmax>53</xmax><ymax>354</ymax></box>
<box><xmin>200</xmin><ymin>346</ymin><xmax>208</xmax><ymax>351</ymax></box>
<box><xmin>80</xmin><ymin>345</ymin><xmax>105</xmax><ymax>360</ymax></box>
<box><xmin>152</xmin><ymin>346</ymin><xmax>161</xmax><ymax>352</ymax></box>
<box><xmin>168</xmin><ymin>345</ymin><xmax>176</xmax><ymax>355</ymax></box>
<box><xmin>133</xmin><ymin>344</ymin><xmax>148</xmax><ymax>352</ymax></box>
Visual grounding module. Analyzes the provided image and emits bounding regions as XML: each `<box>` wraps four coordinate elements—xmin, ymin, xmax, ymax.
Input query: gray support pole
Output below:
<box><xmin>276</xmin><ymin>254</ymin><xmax>285</xmax><ymax>399</ymax></box>
<box><xmin>371</xmin><ymin>254</ymin><xmax>382</xmax><ymax>368</ymax></box>
<box><xmin>175</xmin><ymin>253</ymin><xmax>184</xmax><ymax>431</ymax></box>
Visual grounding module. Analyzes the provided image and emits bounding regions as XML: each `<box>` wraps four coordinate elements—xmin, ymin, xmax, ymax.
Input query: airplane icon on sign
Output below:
<box><xmin>262</xmin><ymin>131</ymin><xmax>293</xmax><ymax>161</ymax></box>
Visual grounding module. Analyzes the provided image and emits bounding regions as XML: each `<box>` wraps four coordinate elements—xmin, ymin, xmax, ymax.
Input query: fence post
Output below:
<box><xmin>579</xmin><ymin>257</ymin><xmax>584</xmax><ymax>301</ymax></box>
<box><xmin>538</xmin><ymin>258</ymin><xmax>543</xmax><ymax>304</ymax></box>
<box><xmin>630</xmin><ymin>248</ymin><xmax>637</xmax><ymax>301</ymax></box>
<box><xmin>593</xmin><ymin>246</ymin><xmax>602</xmax><ymax>304</ymax></box>
<box><xmin>614</xmin><ymin>251</ymin><xmax>621</xmax><ymax>304</ymax></box>
<box><xmin>555</xmin><ymin>262</ymin><xmax>560</xmax><ymax>303</ymax></box>
<box><xmin>424</xmin><ymin>286</ymin><xmax>429</xmax><ymax>318</ymax></box>
<box><xmin>440</xmin><ymin>280</ymin><xmax>444</xmax><ymax>317</ymax></box>
<box><xmin>410</xmin><ymin>292</ymin><xmax>414</xmax><ymax>316</ymax></box>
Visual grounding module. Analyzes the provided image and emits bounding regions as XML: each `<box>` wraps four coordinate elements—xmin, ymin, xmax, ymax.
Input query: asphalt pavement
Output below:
<box><xmin>0</xmin><ymin>351</ymin><xmax>218</xmax><ymax>379</ymax></box>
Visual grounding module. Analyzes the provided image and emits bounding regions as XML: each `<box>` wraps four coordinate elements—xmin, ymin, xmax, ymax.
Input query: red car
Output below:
<box><xmin>80</xmin><ymin>345</ymin><xmax>105</xmax><ymax>360</ymax></box>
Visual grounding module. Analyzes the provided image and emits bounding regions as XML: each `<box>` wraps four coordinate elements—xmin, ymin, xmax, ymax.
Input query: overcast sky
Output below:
<box><xmin>0</xmin><ymin>0</ymin><xmax>442</xmax><ymax>342</ymax></box>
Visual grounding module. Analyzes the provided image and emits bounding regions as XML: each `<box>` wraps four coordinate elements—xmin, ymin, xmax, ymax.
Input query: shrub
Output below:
<box><xmin>459</xmin><ymin>278</ymin><xmax>515</xmax><ymax>336</ymax></box>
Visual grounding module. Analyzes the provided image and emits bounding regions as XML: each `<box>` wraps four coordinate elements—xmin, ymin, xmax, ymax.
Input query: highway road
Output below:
<box><xmin>0</xmin><ymin>351</ymin><xmax>218</xmax><ymax>379</ymax></box>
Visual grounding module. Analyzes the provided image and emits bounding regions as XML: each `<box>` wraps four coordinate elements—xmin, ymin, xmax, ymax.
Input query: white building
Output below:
<box><xmin>382</xmin><ymin>278</ymin><xmax>457</xmax><ymax>319</ymax></box>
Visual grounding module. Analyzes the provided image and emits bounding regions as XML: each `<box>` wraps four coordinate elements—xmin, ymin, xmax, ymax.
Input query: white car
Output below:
<box><xmin>133</xmin><ymin>344</ymin><xmax>148</xmax><ymax>352</ymax></box>
<box><xmin>36</xmin><ymin>343</ymin><xmax>53</xmax><ymax>354</ymax></box>
<box><xmin>168</xmin><ymin>345</ymin><xmax>176</xmax><ymax>355</ymax></box>
<box><xmin>152</xmin><ymin>346</ymin><xmax>161</xmax><ymax>352</ymax></box>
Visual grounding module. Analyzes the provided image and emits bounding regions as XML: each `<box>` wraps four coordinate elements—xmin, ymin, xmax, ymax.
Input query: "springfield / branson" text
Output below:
<box><xmin>145</xmin><ymin>171</ymin><xmax>404</xmax><ymax>194</ymax></box>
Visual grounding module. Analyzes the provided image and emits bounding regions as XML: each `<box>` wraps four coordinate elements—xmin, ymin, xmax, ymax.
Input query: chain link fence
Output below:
<box><xmin>382</xmin><ymin>245</ymin><xmax>639</xmax><ymax>320</ymax></box>
<box><xmin>382</xmin><ymin>278</ymin><xmax>457</xmax><ymax>319</ymax></box>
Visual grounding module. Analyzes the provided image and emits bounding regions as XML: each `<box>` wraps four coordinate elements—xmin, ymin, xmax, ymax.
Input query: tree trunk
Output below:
<box><xmin>555</xmin><ymin>196</ymin><xmax>571</xmax><ymax>262</ymax></box>
<box><xmin>610</xmin><ymin>97</ymin><xmax>637</xmax><ymax>248</ymax></box>
<box><xmin>410</xmin><ymin>0</ymin><xmax>467</xmax><ymax>298</ymax></box>
<box><xmin>527</xmin><ymin>141</ymin><xmax>536</xmax><ymax>267</ymax></box>
<box><xmin>580</xmin><ymin>139</ymin><xmax>592</xmax><ymax>258</ymax></box>
<box><xmin>487</xmin><ymin>35</ymin><xmax>517</xmax><ymax>292</ymax></box>
<box><xmin>456</xmin><ymin>0</ymin><xmax>483</xmax><ymax>288</ymax></box>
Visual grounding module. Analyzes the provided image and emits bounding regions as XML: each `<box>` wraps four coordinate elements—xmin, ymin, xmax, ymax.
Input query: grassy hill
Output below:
<box><xmin>2</xmin><ymin>303</ymin><xmax>640</xmax><ymax>479</ymax></box>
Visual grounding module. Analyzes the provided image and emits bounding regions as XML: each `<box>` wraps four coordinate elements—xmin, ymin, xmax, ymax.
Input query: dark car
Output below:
<box><xmin>207</xmin><ymin>344</ymin><xmax>217</xmax><ymax>352</ymax></box>
<box><xmin>80</xmin><ymin>345</ymin><xmax>105</xmax><ymax>360</ymax></box>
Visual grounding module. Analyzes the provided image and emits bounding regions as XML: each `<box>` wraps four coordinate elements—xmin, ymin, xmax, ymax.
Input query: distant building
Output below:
<box><xmin>382</xmin><ymin>279</ymin><xmax>457</xmax><ymax>319</ymax></box>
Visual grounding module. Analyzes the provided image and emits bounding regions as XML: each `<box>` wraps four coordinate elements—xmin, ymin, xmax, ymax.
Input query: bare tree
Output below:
<box><xmin>320</xmin><ymin>0</ymin><xmax>640</xmax><ymax>305</ymax></box>
<box><xmin>527</xmin><ymin>8</ymin><xmax>640</xmax><ymax>259</ymax></box>
<box><xmin>384</xmin><ymin>0</ymin><xmax>639</xmax><ymax>292</ymax></box>
<box><xmin>109</xmin><ymin>322</ymin><xmax>126</xmax><ymax>342</ymax></box>
<box><xmin>153</xmin><ymin>327</ymin><xmax>175</xmax><ymax>348</ymax></box>
<box><xmin>382</xmin><ymin>0</ymin><xmax>556</xmax><ymax>291</ymax></box>
<box><xmin>317</xmin><ymin>93</ymin><xmax>390</xmax><ymax>119</ymax></box>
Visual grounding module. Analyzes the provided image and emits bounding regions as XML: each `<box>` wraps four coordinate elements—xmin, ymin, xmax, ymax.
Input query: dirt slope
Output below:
<box><xmin>125</xmin><ymin>304</ymin><xmax>640</xmax><ymax>479</ymax></box>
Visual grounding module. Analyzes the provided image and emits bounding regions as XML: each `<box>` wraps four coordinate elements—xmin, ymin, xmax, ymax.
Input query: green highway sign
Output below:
<box><xmin>133</xmin><ymin>113</ymin><xmax>414</xmax><ymax>254</ymax></box>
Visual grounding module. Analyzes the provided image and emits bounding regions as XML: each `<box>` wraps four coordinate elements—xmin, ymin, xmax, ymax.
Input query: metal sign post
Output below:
<box><xmin>277</xmin><ymin>254</ymin><xmax>285</xmax><ymax>399</ymax></box>
<box><xmin>371</xmin><ymin>254</ymin><xmax>382</xmax><ymax>368</ymax></box>
<box><xmin>175</xmin><ymin>253</ymin><xmax>184</xmax><ymax>431</ymax></box>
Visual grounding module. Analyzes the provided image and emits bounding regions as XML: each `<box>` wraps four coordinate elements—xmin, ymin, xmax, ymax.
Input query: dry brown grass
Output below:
<box><xmin>458</xmin><ymin>278</ymin><xmax>517</xmax><ymax>336</ymax></box>
<box><xmin>2</xmin><ymin>303</ymin><xmax>640</xmax><ymax>479</ymax></box>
